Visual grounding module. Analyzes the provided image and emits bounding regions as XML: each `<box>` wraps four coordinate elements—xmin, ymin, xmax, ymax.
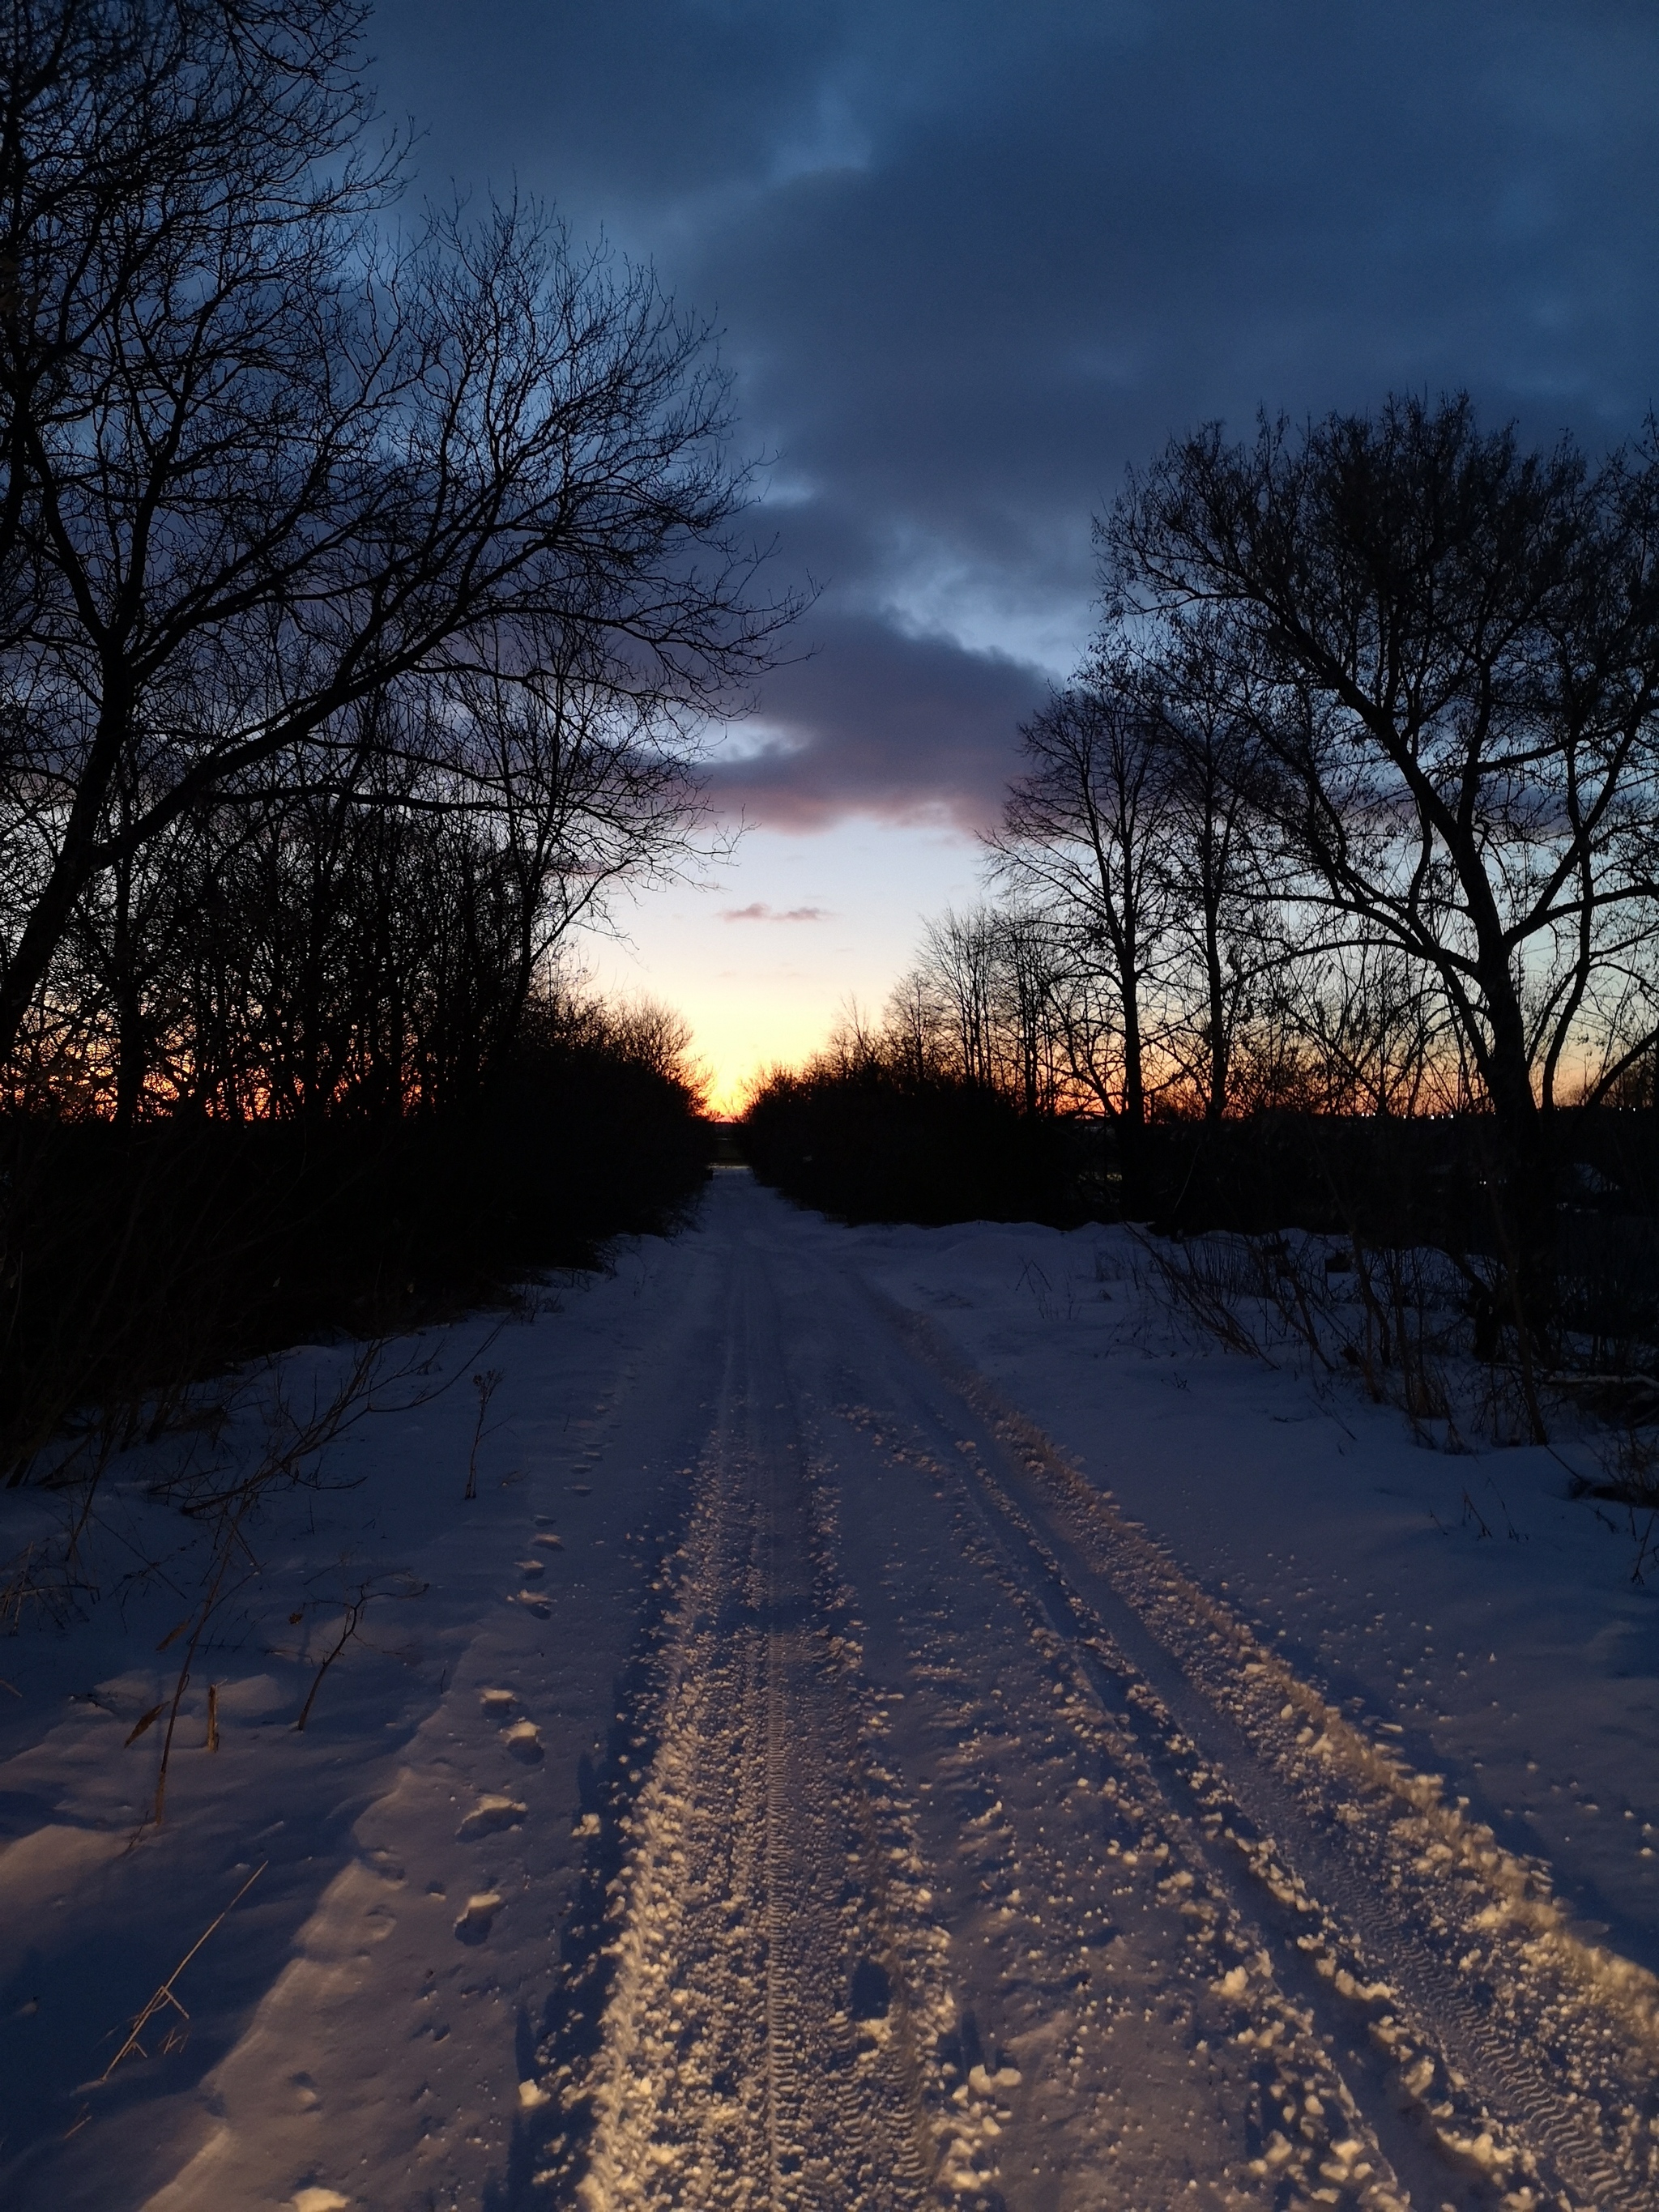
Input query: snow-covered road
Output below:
<box><xmin>4</xmin><ymin>1170</ymin><xmax>1657</xmax><ymax>2210</ymax></box>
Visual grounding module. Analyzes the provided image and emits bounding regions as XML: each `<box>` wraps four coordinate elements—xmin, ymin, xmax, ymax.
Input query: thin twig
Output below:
<box><xmin>295</xmin><ymin>1589</ymin><xmax>373</xmax><ymax>1731</ymax></box>
<box><xmin>295</xmin><ymin>1572</ymin><xmax>427</xmax><ymax>1730</ymax></box>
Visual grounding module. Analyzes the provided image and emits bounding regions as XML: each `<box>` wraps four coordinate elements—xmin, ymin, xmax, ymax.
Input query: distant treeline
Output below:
<box><xmin>742</xmin><ymin>1058</ymin><xmax>1111</xmax><ymax>1228</ymax></box>
<box><xmin>742</xmin><ymin>1044</ymin><xmax>1656</xmax><ymax>1238</ymax></box>
<box><xmin>742</xmin><ymin>1058</ymin><xmax>1659</xmax><ymax>1375</ymax></box>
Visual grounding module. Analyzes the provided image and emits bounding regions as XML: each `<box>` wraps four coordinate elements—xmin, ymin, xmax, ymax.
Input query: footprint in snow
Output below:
<box><xmin>292</xmin><ymin>2192</ymin><xmax>351</xmax><ymax>2212</ymax></box>
<box><xmin>480</xmin><ymin>1687</ymin><xmax>514</xmax><ymax>1715</ymax></box>
<box><xmin>457</xmin><ymin>1794</ymin><xmax>527</xmax><ymax>1840</ymax></box>
<box><xmin>515</xmin><ymin>1589</ymin><xmax>551</xmax><ymax>1616</ymax></box>
<box><xmin>532</xmin><ymin>1532</ymin><xmax>563</xmax><ymax>1550</ymax></box>
<box><xmin>850</xmin><ymin>1957</ymin><xmax>891</xmax><ymax>2020</ymax></box>
<box><xmin>516</xmin><ymin>1558</ymin><xmax>545</xmax><ymax>1578</ymax></box>
<box><xmin>504</xmin><ymin>1720</ymin><xmax>543</xmax><ymax>1763</ymax></box>
<box><xmin>454</xmin><ymin>1890</ymin><xmax>503</xmax><ymax>1944</ymax></box>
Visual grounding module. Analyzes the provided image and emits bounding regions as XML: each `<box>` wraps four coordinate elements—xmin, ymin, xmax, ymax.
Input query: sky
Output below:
<box><xmin>374</xmin><ymin>0</ymin><xmax>1659</xmax><ymax>1110</ymax></box>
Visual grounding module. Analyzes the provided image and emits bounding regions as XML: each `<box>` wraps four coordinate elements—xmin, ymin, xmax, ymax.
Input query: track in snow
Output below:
<box><xmin>525</xmin><ymin>1228</ymin><xmax>940</xmax><ymax>2209</ymax></box>
<box><xmin>860</xmin><ymin>1289</ymin><xmax>1659</xmax><ymax>2211</ymax></box>
<box><xmin>522</xmin><ymin>1178</ymin><xmax>1659</xmax><ymax>2210</ymax></box>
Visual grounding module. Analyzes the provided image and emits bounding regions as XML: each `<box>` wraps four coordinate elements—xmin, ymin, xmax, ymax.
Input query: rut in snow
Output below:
<box><xmin>853</xmin><ymin>1276</ymin><xmax>1659</xmax><ymax>2211</ymax></box>
<box><xmin>522</xmin><ymin>1178</ymin><xmax>1659</xmax><ymax>2211</ymax></box>
<box><xmin>538</xmin><ymin>1247</ymin><xmax>940</xmax><ymax>2210</ymax></box>
<box><xmin>25</xmin><ymin>1175</ymin><xmax>1657</xmax><ymax>2212</ymax></box>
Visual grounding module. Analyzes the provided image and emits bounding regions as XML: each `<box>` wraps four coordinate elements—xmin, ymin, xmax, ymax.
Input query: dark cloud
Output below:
<box><xmin>709</xmin><ymin>611</ymin><xmax>1049</xmax><ymax>832</ymax></box>
<box><xmin>374</xmin><ymin>0</ymin><xmax>1659</xmax><ymax>829</ymax></box>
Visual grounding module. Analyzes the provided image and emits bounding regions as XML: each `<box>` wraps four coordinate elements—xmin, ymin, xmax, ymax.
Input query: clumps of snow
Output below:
<box><xmin>904</xmin><ymin>1302</ymin><xmax>1659</xmax><ymax>2195</ymax></box>
<box><xmin>454</xmin><ymin>1890</ymin><xmax>502</xmax><ymax>1941</ymax></box>
<box><xmin>801</xmin><ymin>1452</ymin><xmax>997</xmax><ymax>2201</ymax></box>
<box><xmin>503</xmin><ymin>1720</ymin><xmax>543</xmax><ymax>1762</ymax></box>
<box><xmin>212</xmin><ymin>1672</ymin><xmax>290</xmax><ymax>1717</ymax></box>
<box><xmin>1433</xmin><ymin>2120</ymin><xmax>1529</xmax><ymax>2187</ymax></box>
<box><xmin>15</xmin><ymin>1174</ymin><xmax>1659</xmax><ymax>2207</ymax></box>
<box><xmin>966</xmin><ymin>2062</ymin><xmax>1020</xmax><ymax>2093</ymax></box>
<box><xmin>455</xmin><ymin>1794</ymin><xmax>526</xmax><ymax>1840</ymax></box>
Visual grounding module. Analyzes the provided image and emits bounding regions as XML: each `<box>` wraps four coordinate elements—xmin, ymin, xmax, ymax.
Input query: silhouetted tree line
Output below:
<box><xmin>0</xmin><ymin>997</ymin><xmax>708</xmax><ymax>1485</ymax></box>
<box><xmin>748</xmin><ymin>395</ymin><xmax>1659</xmax><ymax>1359</ymax></box>
<box><xmin>740</xmin><ymin>1016</ymin><xmax>1109</xmax><ymax>1229</ymax></box>
<box><xmin>0</xmin><ymin>0</ymin><xmax>783</xmax><ymax>1461</ymax></box>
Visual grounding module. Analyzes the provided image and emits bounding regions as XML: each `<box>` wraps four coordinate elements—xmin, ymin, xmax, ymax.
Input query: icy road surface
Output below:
<box><xmin>3</xmin><ymin>1170</ymin><xmax>1658</xmax><ymax>2210</ymax></box>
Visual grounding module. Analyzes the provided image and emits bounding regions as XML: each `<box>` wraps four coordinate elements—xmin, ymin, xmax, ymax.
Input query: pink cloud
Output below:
<box><xmin>719</xmin><ymin>901</ymin><xmax>830</xmax><ymax>923</ymax></box>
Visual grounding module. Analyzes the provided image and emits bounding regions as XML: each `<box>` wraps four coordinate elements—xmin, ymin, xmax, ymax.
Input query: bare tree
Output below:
<box><xmin>989</xmin><ymin>667</ymin><xmax>1179</xmax><ymax>1140</ymax></box>
<box><xmin>881</xmin><ymin>906</ymin><xmax>1073</xmax><ymax>1115</ymax></box>
<box><xmin>440</xmin><ymin>645</ymin><xmax>719</xmax><ymax>1050</ymax></box>
<box><xmin>1250</xmin><ymin>941</ymin><xmax>1461</xmax><ymax>1118</ymax></box>
<box><xmin>1104</xmin><ymin>393</ymin><xmax>1659</xmax><ymax>1311</ymax></box>
<box><xmin>1139</xmin><ymin>616</ymin><xmax>1269</xmax><ymax>1118</ymax></box>
<box><xmin>882</xmin><ymin>965</ymin><xmax>942</xmax><ymax>1086</ymax></box>
<box><xmin>0</xmin><ymin>0</ymin><xmax>786</xmax><ymax>1074</ymax></box>
<box><xmin>915</xmin><ymin>906</ymin><xmax>1001</xmax><ymax>1090</ymax></box>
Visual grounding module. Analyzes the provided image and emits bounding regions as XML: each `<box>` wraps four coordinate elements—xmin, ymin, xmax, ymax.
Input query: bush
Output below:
<box><xmin>741</xmin><ymin>1064</ymin><xmax>1111</xmax><ymax>1226</ymax></box>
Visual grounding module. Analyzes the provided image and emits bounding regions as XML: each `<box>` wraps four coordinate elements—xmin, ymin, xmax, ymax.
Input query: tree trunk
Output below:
<box><xmin>1203</xmin><ymin>887</ymin><xmax>1228</xmax><ymax>1120</ymax></box>
<box><xmin>1117</xmin><ymin>928</ymin><xmax>1147</xmax><ymax>1213</ymax></box>
<box><xmin>1476</xmin><ymin>950</ymin><xmax>1555</xmax><ymax>1412</ymax></box>
<box><xmin>0</xmin><ymin>673</ymin><xmax>134</xmax><ymax>1076</ymax></box>
<box><xmin>110</xmin><ymin>774</ymin><xmax>144</xmax><ymax>1128</ymax></box>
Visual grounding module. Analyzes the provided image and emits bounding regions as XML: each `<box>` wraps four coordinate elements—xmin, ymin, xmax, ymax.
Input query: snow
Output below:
<box><xmin>849</xmin><ymin>1212</ymin><xmax>1659</xmax><ymax>1973</ymax></box>
<box><xmin>1</xmin><ymin>1170</ymin><xmax>1656</xmax><ymax>2208</ymax></box>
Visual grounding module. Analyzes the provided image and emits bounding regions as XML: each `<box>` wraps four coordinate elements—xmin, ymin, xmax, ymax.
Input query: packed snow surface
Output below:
<box><xmin>2</xmin><ymin>1170</ymin><xmax>1657</xmax><ymax>2209</ymax></box>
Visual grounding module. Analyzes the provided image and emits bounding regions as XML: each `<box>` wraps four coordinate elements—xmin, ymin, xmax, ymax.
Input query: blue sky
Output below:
<box><xmin>375</xmin><ymin>0</ymin><xmax>1659</xmax><ymax>1105</ymax></box>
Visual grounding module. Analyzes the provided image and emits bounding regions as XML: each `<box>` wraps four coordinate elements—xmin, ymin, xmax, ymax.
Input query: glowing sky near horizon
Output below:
<box><xmin>582</xmin><ymin>816</ymin><xmax>986</xmax><ymax>1115</ymax></box>
<box><xmin>372</xmin><ymin>1</ymin><xmax>1659</xmax><ymax>1106</ymax></box>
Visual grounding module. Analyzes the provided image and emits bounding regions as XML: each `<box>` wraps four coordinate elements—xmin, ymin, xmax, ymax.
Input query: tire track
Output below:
<box><xmin>526</xmin><ymin>1183</ymin><xmax>1659</xmax><ymax>2209</ymax></box>
<box><xmin>532</xmin><ymin>1248</ymin><xmax>940</xmax><ymax>2209</ymax></box>
<box><xmin>820</xmin><ymin>1392</ymin><xmax>1420</xmax><ymax>2210</ymax></box>
<box><xmin>828</xmin><ymin>1274</ymin><xmax>1659</xmax><ymax>2210</ymax></box>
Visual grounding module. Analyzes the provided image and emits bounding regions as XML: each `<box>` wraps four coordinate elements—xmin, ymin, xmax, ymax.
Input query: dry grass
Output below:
<box><xmin>97</xmin><ymin>1860</ymin><xmax>267</xmax><ymax>2078</ymax></box>
<box><xmin>1131</xmin><ymin>1224</ymin><xmax>1544</xmax><ymax>1451</ymax></box>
